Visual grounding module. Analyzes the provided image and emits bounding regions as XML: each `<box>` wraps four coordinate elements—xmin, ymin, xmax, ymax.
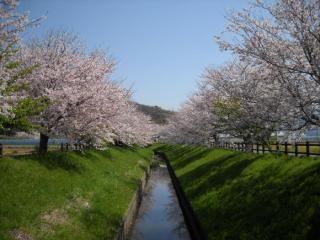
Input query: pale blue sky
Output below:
<box><xmin>19</xmin><ymin>0</ymin><xmax>249</xmax><ymax>110</ymax></box>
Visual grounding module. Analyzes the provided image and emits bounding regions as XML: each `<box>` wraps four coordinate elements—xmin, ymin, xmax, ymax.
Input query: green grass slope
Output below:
<box><xmin>0</xmin><ymin>146</ymin><xmax>152</xmax><ymax>240</ymax></box>
<box><xmin>155</xmin><ymin>144</ymin><xmax>320</xmax><ymax>240</ymax></box>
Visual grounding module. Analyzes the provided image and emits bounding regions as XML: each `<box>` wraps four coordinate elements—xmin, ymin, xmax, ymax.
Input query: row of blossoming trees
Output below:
<box><xmin>0</xmin><ymin>0</ymin><xmax>158</xmax><ymax>153</ymax></box>
<box><xmin>162</xmin><ymin>0</ymin><xmax>320</xmax><ymax>148</ymax></box>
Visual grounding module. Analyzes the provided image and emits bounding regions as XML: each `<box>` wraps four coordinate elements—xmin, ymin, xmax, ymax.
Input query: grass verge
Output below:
<box><xmin>0</xmin><ymin>145</ymin><xmax>152</xmax><ymax>240</ymax></box>
<box><xmin>154</xmin><ymin>144</ymin><xmax>320</xmax><ymax>240</ymax></box>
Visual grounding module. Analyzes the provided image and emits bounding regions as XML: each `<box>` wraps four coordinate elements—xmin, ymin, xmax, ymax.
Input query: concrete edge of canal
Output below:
<box><xmin>115</xmin><ymin>165</ymin><xmax>151</xmax><ymax>240</ymax></box>
<box><xmin>155</xmin><ymin>151</ymin><xmax>208</xmax><ymax>240</ymax></box>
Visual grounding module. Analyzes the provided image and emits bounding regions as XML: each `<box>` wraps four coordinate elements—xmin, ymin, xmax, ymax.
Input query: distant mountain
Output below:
<box><xmin>136</xmin><ymin>103</ymin><xmax>175</xmax><ymax>125</ymax></box>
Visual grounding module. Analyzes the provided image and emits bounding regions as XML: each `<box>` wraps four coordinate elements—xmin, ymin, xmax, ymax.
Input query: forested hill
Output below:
<box><xmin>136</xmin><ymin>103</ymin><xmax>175</xmax><ymax>125</ymax></box>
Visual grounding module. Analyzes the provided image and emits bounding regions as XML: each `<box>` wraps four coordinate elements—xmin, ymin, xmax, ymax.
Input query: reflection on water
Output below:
<box><xmin>130</xmin><ymin>165</ymin><xmax>191</xmax><ymax>240</ymax></box>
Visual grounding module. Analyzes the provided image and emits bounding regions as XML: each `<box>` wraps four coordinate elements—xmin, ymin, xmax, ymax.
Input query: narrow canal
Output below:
<box><xmin>130</xmin><ymin>162</ymin><xmax>191</xmax><ymax>240</ymax></box>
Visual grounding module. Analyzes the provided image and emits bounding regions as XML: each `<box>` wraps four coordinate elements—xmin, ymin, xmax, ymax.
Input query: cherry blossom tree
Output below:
<box><xmin>162</xmin><ymin>59</ymin><xmax>294</xmax><ymax>148</ymax></box>
<box><xmin>0</xmin><ymin>0</ymin><xmax>45</xmax><ymax>134</ymax></box>
<box><xmin>112</xmin><ymin>101</ymin><xmax>157</xmax><ymax>146</ymax></box>
<box><xmin>161</xmin><ymin>86</ymin><xmax>217</xmax><ymax>145</ymax></box>
<box><xmin>20</xmin><ymin>31</ymin><xmax>156</xmax><ymax>151</ymax></box>
<box><xmin>216</xmin><ymin>0</ymin><xmax>320</xmax><ymax>128</ymax></box>
<box><xmin>20</xmin><ymin>31</ymin><xmax>121</xmax><ymax>152</ymax></box>
<box><xmin>205</xmin><ymin>60</ymin><xmax>294</xmax><ymax>147</ymax></box>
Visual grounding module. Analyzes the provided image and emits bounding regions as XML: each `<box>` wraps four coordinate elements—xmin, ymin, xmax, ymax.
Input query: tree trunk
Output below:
<box><xmin>243</xmin><ymin>134</ymin><xmax>253</xmax><ymax>152</ymax></box>
<box><xmin>39</xmin><ymin>132</ymin><xmax>49</xmax><ymax>154</ymax></box>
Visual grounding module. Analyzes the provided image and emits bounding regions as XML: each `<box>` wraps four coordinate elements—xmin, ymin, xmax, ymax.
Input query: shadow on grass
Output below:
<box><xmin>203</xmin><ymin>160</ymin><xmax>320</xmax><ymax>240</ymax></box>
<box><xmin>82</xmin><ymin>149</ymin><xmax>113</xmax><ymax>162</ymax></box>
<box><xmin>160</xmin><ymin>145</ymin><xmax>320</xmax><ymax>240</ymax></box>
<box><xmin>180</xmin><ymin>154</ymin><xmax>261</xmax><ymax>197</ymax></box>
<box><xmin>154</xmin><ymin>144</ymin><xmax>211</xmax><ymax>169</ymax></box>
<box><xmin>111</xmin><ymin>145</ymin><xmax>151</xmax><ymax>161</ymax></box>
<box><xmin>21</xmin><ymin>147</ymin><xmax>120</xmax><ymax>173</ymax></box>
<box><xmin>172</xmin><ymin>148</ymin><xmax>212</xmax><ymax>169</ymax></box>
<box><xmin>14</xmin><ymin>152</ymin><xmax>84</xmax><ymax>173</ymax></box>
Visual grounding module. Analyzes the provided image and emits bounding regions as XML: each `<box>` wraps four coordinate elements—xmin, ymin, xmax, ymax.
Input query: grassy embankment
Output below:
<box><xmin>0</xmin><ymin>146</ymin><xmax>152</xmax><ymax>240</ymax></box>
<box><xmin>155</xmin><ymin>144</ymin><xmax>320</xmax><ymax>240</ymax></box>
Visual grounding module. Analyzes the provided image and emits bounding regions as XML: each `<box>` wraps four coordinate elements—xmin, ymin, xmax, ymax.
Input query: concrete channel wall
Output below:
<box><xmin>115</xmin><ymin>166</ymin><xmax>151</xmax><ymax>240</ymax></box>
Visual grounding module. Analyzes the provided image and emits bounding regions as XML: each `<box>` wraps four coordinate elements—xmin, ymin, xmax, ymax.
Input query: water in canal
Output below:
<box><xmin>130</xmin><ymin>164</ymin><xmax>191</xmax><ymax>240</ymax></box>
